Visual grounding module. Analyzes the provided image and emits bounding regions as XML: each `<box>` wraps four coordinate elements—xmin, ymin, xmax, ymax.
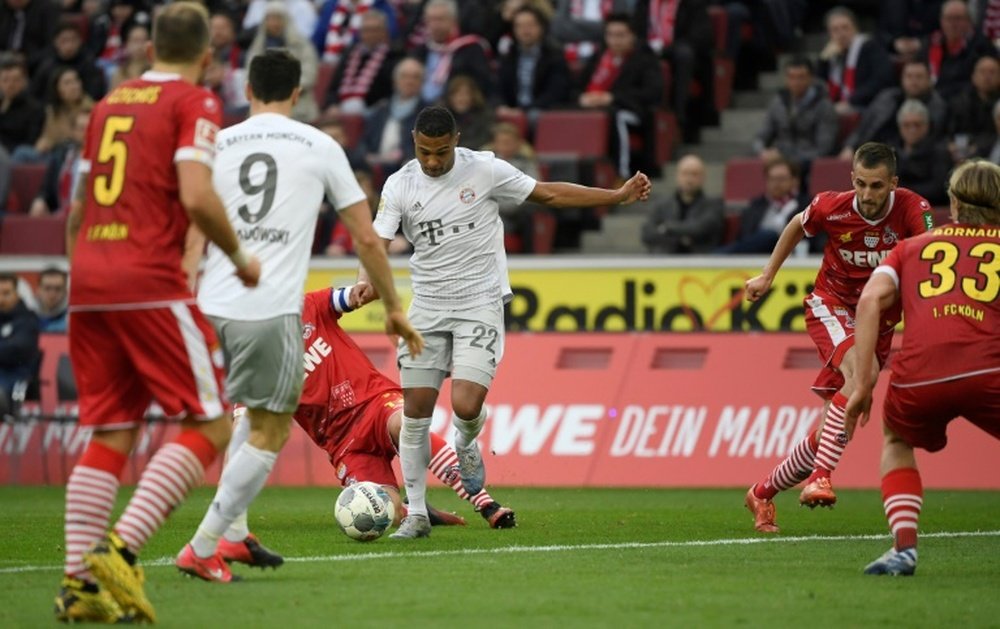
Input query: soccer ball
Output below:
<box><xmin>334</xmin><ymin>481</ymin><xmax>395</xmax><ymax>541</ymax></box>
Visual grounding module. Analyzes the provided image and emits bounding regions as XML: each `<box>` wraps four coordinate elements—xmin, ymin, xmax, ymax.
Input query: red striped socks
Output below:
<box><xmin>881</xmin><ymin>467</ymin><xmax>922</xmax><ymax>550</ymax></box>
<box><xmin>754</xmin><ymin>429</ymin><xmax>819</xmax><ymax>500</ymax></box>
<box><xmin>429</xmin><ymin>432</ymin><xmax>493</xmax><ymax>510</ymax></box>
<box><xmin>114</xmin><ymin>430</ymin><xmax>218</xmax><ymax>555</ymax></box>
<box><xmin>811</xmin><ymin>393</ymin><xmax>850</xmax><ymax>478</ymax></box>
<box><xmin>64</xmin><ymin>442</ymin><xmax>128</xmax><ymax>580</ymax></box>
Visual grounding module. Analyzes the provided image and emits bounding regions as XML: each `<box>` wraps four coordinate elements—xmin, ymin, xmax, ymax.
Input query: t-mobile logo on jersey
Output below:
<box><xmin>418</xmin><ymin>219</ymin><xmax>477</xmax><ymax>245</ymax></box>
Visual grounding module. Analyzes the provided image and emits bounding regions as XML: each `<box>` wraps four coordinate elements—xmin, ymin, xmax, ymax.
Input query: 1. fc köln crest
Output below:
<box><xmin>864</xmin><ymin>232</ymin><xmax>880</xmax><ymax>248</ymax></box>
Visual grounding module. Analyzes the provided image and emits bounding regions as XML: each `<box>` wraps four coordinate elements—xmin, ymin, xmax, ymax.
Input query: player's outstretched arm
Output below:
<box><xmin>176</xmin><ymin>161</ymin><xmax>260</xmax><ymax>288</ymax></box>
<box><xmin>527</xmin><ymin>171</ymin><xmax>652</xmax><ymax>208</ymax></box>
<box><xmin>845</xmin><ymin>273</ymin><xmax>899</xmax><ymax>433</ymax></box>
<box><xmin>744</xmin><ymin>212</ymin><xmax>806</xmax><ymax>302</ymax></box>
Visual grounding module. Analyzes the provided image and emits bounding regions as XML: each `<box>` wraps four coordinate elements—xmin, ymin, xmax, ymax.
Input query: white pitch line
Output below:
<box><xmin>2</xmin><ymin>530</ymin><xmax>998</xmax><ymax>575</ymax></box>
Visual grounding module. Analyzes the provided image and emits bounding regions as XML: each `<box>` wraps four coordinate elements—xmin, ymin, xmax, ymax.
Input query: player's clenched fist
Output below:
<box><xmin>744</xmin><ymin>274</ymin><xmax>772</xmax><ymax>302</ymax></box>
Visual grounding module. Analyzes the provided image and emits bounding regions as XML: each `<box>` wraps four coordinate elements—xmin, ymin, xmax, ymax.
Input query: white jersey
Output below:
<box><xmin>373</xmin><ymin>148</ymin><xmax>536</xmax><ymax>310</ymax></box>
<box><xmin>199</xmin><ymin>112</ymin><xmax>366</xmax><ymax>320</ymax></box>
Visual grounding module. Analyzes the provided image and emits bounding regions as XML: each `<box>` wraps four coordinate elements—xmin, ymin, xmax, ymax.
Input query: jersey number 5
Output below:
<box><xmin>918</xmin><ymin>241</ymin><xmax>1000</xmax><ymax>302</ymax></box>
<box><xmin>93</xmin><ymin>115</ymin><xmax>135</xmax><ymax>206</ymax></box>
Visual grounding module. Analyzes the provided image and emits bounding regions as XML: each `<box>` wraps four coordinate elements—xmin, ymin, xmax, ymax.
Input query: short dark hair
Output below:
<box><xmin>249</xmin><ymin>49</ymin><xmax>302</xmax><ymax>103</ymax></box>
<box><xmin>513</xmin><ymin>6</ymin><xmax>549</xmax><ymax>33</ymax></box>
<box><xmin>764</xmin><ymin>155</ymin><xmax>800</xmax><ymax>180</ymax></box>
<box><xmin>605</xmin><ymin>12</ymin><xmax>634</xmax><ymax>32</ymax></box>
<box><xmin>902</xmin><ymin>59</ymin><xmax>931</xmax><ymax>73</ymax></box>
<box><xmin>55</xmin><ymin>20</ymin><xmax>82</xmax><ymax>38</ymax></box>
<box><xmin>414</xmin><ymin>106</ymin><xmax>457</xmax><ymax>138</ymax></box>
<box><xmin>39</xmin><ymin>267</ymin><xmax>67</xmax><ymax>284</ymax></box>
<box><xmin>785</xmin><ymin>55</ymin><xmax>813</xmax><ymax>74</ymax></box>
<box><xmin>0</xmin><ymin>57</ymin><xmax>27</xmax><ymax>77</ymax></box>
<box><xmin>853</xmin><ymin>142</ymin><xmax>897</xmax><ymax>177</ymax></box>
<box><xmin>153</xmin><ymin>1</ymin><xmax>210</xmax><ymax>64</ymax></box>
<box><xmin>0</xmin><ymin>272</ymin><xmax>17</xmax><ymax>290</ymax></box>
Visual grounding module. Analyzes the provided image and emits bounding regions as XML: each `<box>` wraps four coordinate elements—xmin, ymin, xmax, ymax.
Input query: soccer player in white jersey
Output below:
<box><xmin>361</xmin><ymin>106</ymin><xmax>652</xmax><ymax>538</ymax></box>
<box><xmin>175</xmin><ymin>49</ymin><xmax>422</xmax><ymax>580</ymax></box>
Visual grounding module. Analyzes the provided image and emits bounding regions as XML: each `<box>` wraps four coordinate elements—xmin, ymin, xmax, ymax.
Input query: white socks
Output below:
<box><xmin>190</xmin><ymin>442</ymin><xmax>277</xmax><ymax>558</ymax></box>
<box><xmin>452</xmin><ymin>407</ymin><xmax>487</xmax><ymax>451</ymax></box>
<box><xmin>398</xmin><ymin>415</ymin><xmax>432</xmax><ymax>517</ymax></box>
<box><xmin>222</xmin><ymin>410</ymin><xmax>252</xmax><ymax>543</ymax></box>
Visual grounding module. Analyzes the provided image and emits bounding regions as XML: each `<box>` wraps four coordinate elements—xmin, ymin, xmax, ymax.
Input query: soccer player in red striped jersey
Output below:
<box><xmin>205</xmin><ymin>285</ymin><xmax>515</xmax><ymax>572</ymax></box>
<box><xmin>55</xmin><ymin>3</ymin><xmax>261</xmax><ymax>623</ymax></box>
<box><xmin>742</xmin><ymin>143</ymin><xmax>932</xmax><ymax>533</ymax></box>
<box><xmin>846</xmin><ymin>160</ymin><xmax>1000</xmax><ymax>576</ymax></box>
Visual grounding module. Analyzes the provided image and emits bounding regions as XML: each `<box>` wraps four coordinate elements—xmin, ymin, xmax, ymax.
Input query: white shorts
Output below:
<box><xmin>397</xmin><ymin>302</ymin><xmax>505</xmax><ymax>390</ymax></box>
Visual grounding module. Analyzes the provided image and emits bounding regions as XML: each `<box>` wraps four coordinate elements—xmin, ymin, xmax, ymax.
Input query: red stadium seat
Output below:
<box><xmin>722</xmin><ymin>213</ymin><xmax>741</xmax><ymax>244</ymax></box>
<box><xmin>714</xmin><ymin>57</ymin><xmax>734</xmax><ymax>111</ymax></box>
<box><xmin>723</xmin><ymin>158</ymin><xmax>765</xmax><ymax>206</ymax></box>
<box><xmin>707</xmin><ymin>6</ymin><xmax>728</xmax><ymax>54</ymax></box>
<box><xmin>809</xmin><ymin>157</ymin><xmax>852</xmax><ymax>197</ymax></box>
<box><xmin>534</xmin><ymin>110</ymin><xmax>609</xmax><ymax>158</ymax></box>
<box><xmin>314</xmin><ymin>62</ymin><xmax>337</xmax><ymax>112</ymax></box>
<box><xmin>6</xmin><ymin>163</ymin><xmax>47</xmax><ymax>214</ymax></box>
<box><xmin>531</xmin><ymin>210</ymin><xmax>557</xmax><ymax>254</ymax></box>
<box><xmin>0</xmin><ymin>214</ymin><xmax>67</xmax><ymax>255</ymax></box>
<box><xmin>838</xmin><ymin>111</ymin><xmax>862</xmax><ymax>146</ymax></box>
<box><xmin>654</xmin><ymin>110</ymin><xmax>677</xmax><ymax>166</ymax></box>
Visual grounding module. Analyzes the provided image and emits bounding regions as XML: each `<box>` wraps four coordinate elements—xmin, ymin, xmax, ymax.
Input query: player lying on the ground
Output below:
<box><xmin>846</xmin><ymin>159</ymin><xmax>1000</xmax><ymax>576</ymax></box>
<box><xmin>177</xmin><ymin>285</ymin><xmax>514</xmax><ymax>579</ymax></box>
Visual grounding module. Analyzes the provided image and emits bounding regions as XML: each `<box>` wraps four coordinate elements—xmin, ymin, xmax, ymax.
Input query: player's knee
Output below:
<box><xmin>187</xmin><ymin>416</ymin><xmax>232</xmax><ymax>452</ymax></box>
<box><xmin>247</xmin><ymin>410</ymin><xmax>292</xmax><ymax>452</ymax></box>
<box><xmin>452</xmin><ymin>399</ymin><xmax>484</xmax><ymax>421</ymax></box>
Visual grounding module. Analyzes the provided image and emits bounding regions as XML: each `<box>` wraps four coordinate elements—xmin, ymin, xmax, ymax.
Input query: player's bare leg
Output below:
<box><xmin>182</xmin><ymin>409</ymin><xmax>289</xmax><ymax>580</ymax></box>
<box><xmin>83</xmin><ymin>416</ymin><xmax>229</xmax><ymax>623</ymax></box>
<box><xmin>865</xmin><ymin>424</ymin><xmax>920</xmax><ymax>575</ymax></box>
<box><xmin>391</xmin><ymin>387</ymin><xmax>437</xmax><ymax>539</ymax></box>
<box><xmin>800</xmin><ymin>346</ymin><xmax>878</xmax><ymax>508</ymax></box>
<box><xmin>451</xmin><ymin>379</ymin><xmax>489</xmax><ymax>495</ymax></box>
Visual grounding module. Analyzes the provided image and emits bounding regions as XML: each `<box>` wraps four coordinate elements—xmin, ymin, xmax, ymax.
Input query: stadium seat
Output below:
<box><xmin>0</xmin><ymin>214</ymin><xmax>67</xmax><ymax>255</ymax></box>
<box><xmin>314</xmin><ymin>62</ymin><xmax>337</xmax><ymax>111</ymax></box>
<box><xmin>837</xmin><ymin>111</ymin><xmax>861</xmax><ymax>146</ymax></box>
<box><xmin>722</xmin><ymin>213</ymin><xmax>741</xmax><ymax>244</ymax></box>
<box><xmin>495</xmin><ymin>108</ymin><xmax>529</xmax><ymax>139</ymax></box>
<box><xmin>714</xmin><ymin>57</ymin><xmax>734</xmax><ymax>111</ymax></box>
<box><xmin>654</xmin><ymin>110</ymin><xmax>677</xmax><ymax>166</ymax></box>
<box><xmin>723</xmin><ymin>158</ymin><xmax>765</xmax><ymax>206</ymax></box>
<box><xmin>809</xmin><ymin>157</ymin><xmax>852</xmax><ymax>197</ymax></box>
<box><xmin>707</xmin><ymin>6</ymin><xmax>728</xmax><ymax>54</ymax></box>
<box><xmin>531</xmin><ymin>210</ymin><xmax>557</xmax><ymax>254</ymax></box>
<box><xmin>534</xmin><ymin>110</ymin><xmax>609</xmax><ymax>158</ymax></box>
<box><xmin>6</xmin><ymin>163</ymin><xmax>47</xmax><ymax>214</ymax></box>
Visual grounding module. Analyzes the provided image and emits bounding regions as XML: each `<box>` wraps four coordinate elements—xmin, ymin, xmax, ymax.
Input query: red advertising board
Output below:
<box><xmin>1</xmin><ymin>333</ymin><xmax>995</xmax><ymax>488</ymax></box>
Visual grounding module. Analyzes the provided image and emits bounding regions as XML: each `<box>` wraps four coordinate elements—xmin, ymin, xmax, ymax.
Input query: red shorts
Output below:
<box><xmin>327</xmin><ymin>391</ymin><xmax>403</xmax><ymax>487</ymax></box>
<box><xmin>804</xmin><ymin>293</ymin><xmax>895</xmax><ymax>400</ymax></box>
<box><xmin>883</xmin><ymin>370</ymin><xmax>1000</xmax><ymax>452</ymax></box>
<box><xmin>69</xmin><ymin>303</ymin><xmax>227</xmax><ymax>430</ymax></box>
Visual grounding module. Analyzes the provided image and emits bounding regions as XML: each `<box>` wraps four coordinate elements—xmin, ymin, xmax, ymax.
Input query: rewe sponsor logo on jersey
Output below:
<box><xmin>838</xmin><ymin>248</ymin><xmax>890</xmax><ymax>267</ymax></box>
<box><xmin>303</xmin><ymin>336</ymin><xmax>332</xmax><ymax>379</ymax></box>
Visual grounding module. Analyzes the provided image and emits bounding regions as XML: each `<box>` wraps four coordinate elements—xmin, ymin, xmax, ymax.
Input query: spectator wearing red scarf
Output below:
<box><xmin>818</xmin><ymin>6</ymin><xmax>893</xmax><ymax>114</ymax></box>
<box><xmin>920</xmin><ymin>0</ymin><xmax>996</xmax><ymax>100</ymax></box>
<box><xmin>579</xmin><ymin>14</ymin><xmax>663</xmax><ymax>179</ymax></box>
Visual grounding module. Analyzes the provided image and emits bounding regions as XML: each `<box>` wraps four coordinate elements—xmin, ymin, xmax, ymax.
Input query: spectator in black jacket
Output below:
<box><xmin>497</xmin><ymin>6</ymin><xmax>570</xmax><ymax>120</ymax></box>
<box><xmin>29</xmin><ymin>108</ymin><xmax>89</xmax><ymax>216</ymax></box>
<box><xmin>892</xmin><ymin>99</ymin><xmax>950</xmax><ymax>204</ymax></box>
<box><xmin>641</xmin><ymin>154</ymin><xmax>724</xmax><ymax>254</ymax></box>
<box><xmin>877</xmin><ymin>0</ymin><xmax>943</xmax><ymax>59</ymax></box>
<box><xmin>0</xmin><ymin>57</ymin><xmax>44</xmax><ymax>154</ymax></box>
<box><xmin>921</xmin><ymin>0</ymin><xmax>997</xmax><ymax>100</ymax></box>
<box><xmin>717</xmin><ymin>157</ymin><xmax>804</xmax><ymax>254</ymax></box>
<box><xmin>31</xmin><ymin>21</ymin><xmax>108</xmax><ymax>101</ymax></box>
<box><xmin>818</xmin><ymin>6</ymin><xmax>894</xmax><ymax>114</ymax></box>
<box><xmin>410</xmin><ymin>0</ymin><xmax>494</xmax><ymax>104</ymax></box>
<box><xmin>0</xmin><ymin>0</ymin><xmax>59</xmax><ymax>70</ymax></box>
<box><xmin>0</xmin><ymin>273</ymin><xmax>40</xmax><ymax>409</ymax></box>
<box><xmin>632</xmin><ymin>0</ymin><xmax>716</xmax><ymax>142</ymax></box>
<box><xmin>840</xmin><ymin>60</ymin><xmax>949</xmax><ymax>157</ymax></box>
<box><xmin>579</xmin><ymin>14</ymin><xmax>663</xmax><ymax>178</ymax></box>
<box><xmin>946</xmin><ymin>55</ymin><xmax>1000</xmax><ymax>162</ymax></box>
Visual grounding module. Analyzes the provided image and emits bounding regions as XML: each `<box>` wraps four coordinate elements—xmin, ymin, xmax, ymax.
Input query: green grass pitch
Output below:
<box><xmin>1</xmin><ymin>486</ymin><xmax>999</xmax><ymax>627</ymax></box>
